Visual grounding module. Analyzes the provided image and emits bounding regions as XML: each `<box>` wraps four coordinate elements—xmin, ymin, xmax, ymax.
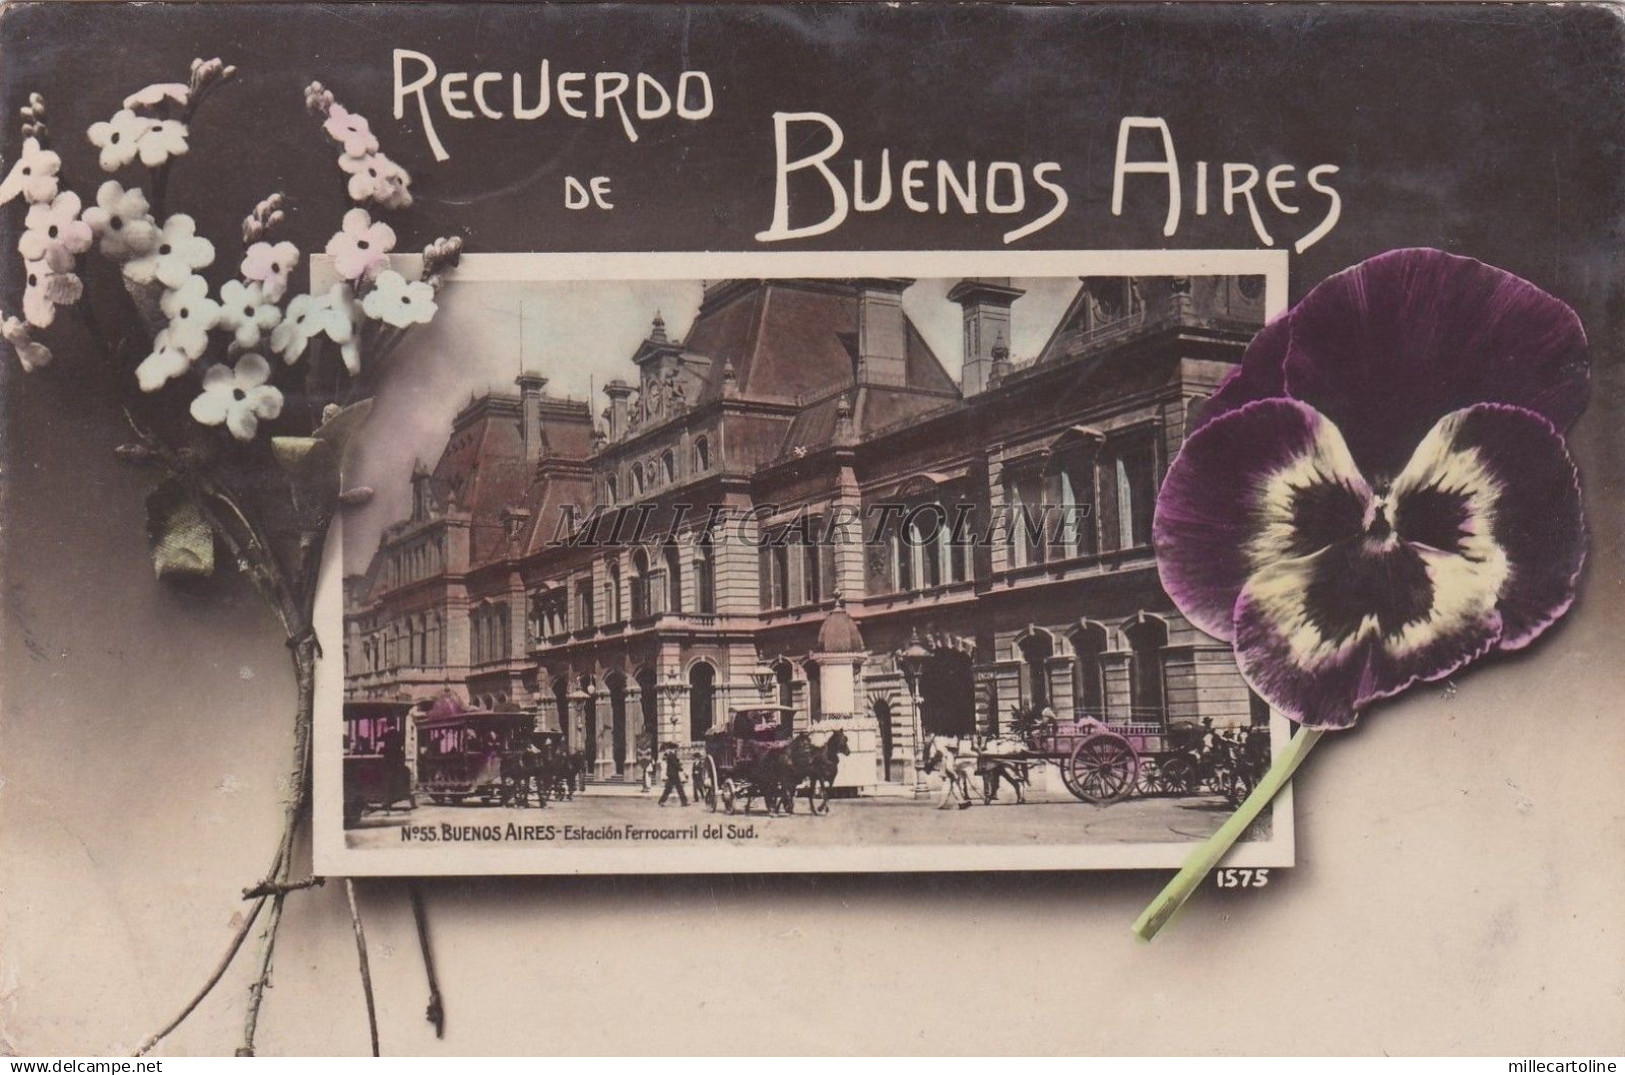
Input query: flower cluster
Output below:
<box><xmin>306</xmin><ymin>81</ymin><xmax>412</xmax><ymax>209</ymax></box>
<box><xmin>3</xmin><ymin>62</ymin><xmax>462</xmax><ymax>448</ymax></box>
<box><xmin>1153</xmin><ymin>248</ymin><xmax>1589</xmax><ymax>729</ymax></box>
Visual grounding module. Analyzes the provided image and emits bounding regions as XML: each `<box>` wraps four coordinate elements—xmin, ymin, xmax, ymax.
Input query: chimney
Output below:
<box><xmin>946</xmin><ymin>278</ymin><xmax>1025</xmax><ymax>396</ymax></box>
<box><xmin>603</xmin><ymin>379</ymin><xmax>634</xmax><ymax>441</ymax></box>
<box><xmin>853</xmin><ymin>278</ymin><xmax>914</xmax><ymax>387</ymax></box>
<box><xmin>516</xmin><ymin>372</ymin><xmax>548</xmax><ymax>464</ymax></box>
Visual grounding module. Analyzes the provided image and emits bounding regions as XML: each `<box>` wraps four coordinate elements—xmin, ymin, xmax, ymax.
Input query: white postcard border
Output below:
<box><xmin>314</xmin><ymin>247</ymin><xmax>1292</xmax><ymax>877</ymax></box>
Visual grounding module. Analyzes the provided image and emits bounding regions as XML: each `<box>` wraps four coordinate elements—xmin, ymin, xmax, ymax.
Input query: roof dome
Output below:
<box><xmin>817</xmin><ymin>594</ymin><xmax>866</xmax><ymax>654</ymax></box>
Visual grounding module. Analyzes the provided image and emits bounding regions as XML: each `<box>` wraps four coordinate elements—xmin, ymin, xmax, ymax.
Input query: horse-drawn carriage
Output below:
<box><xmin>343</xmin><ymin>700</ymin><xmax>416</xmax><ymax>827</ymax></box>
<box><xmin>929</xmin><ymin>710</ymin><xmax>1270</xmax><ymax>807</ymax></box>
<box><xmin>692</xmin><ymin>705</ymin><xmax>849</xmax><ymax>816</ymax></box>
<box><xmin>955</xmin><ymin>713</ymin><xmax>1145</xmax><ymax>805</ymax></box>
<box><xmin>1137</xmin><ymin>720</ymin><xmax>1269</xmax><ymax>805</ymax></box>
<box><xmin>413</xmin><ymin>701</ymin><xmax>531</xmax><ymax>805</ymax></box>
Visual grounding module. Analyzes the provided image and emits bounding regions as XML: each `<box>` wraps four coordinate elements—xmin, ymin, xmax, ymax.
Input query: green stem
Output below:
<box><xmin>1132</xmin><ymin>725</ymin><xmax>1324</xmax><ymax>942</ymax></box>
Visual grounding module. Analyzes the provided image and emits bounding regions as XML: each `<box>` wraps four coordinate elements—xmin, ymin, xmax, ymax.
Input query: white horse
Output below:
<box><xmin>923</xmin><ymin>734</ymin><xmax>1036</xmax><ymax>807</ymax></box>
<box><xmin>921</xmin><ymin>735</ymin><xmax>978</xmax><ymax>810</ymax></box>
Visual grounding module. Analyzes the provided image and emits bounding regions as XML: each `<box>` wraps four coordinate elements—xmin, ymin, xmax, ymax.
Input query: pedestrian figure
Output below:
<box><xmin>637</xmin><ymin>745</ymin><xmax>654</xmax><ymax>792</ymax></box>
<box><xmin>657</xmin><ymin>742</ymin><xmax>688</xmax><ymax>806</ymax></box>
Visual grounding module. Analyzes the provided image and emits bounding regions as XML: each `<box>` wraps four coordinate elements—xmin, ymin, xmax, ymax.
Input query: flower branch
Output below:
<box><xmin>3</xmin><ymin>62</ymin><xmax>464</xmax><ymax>1055</ymax></box>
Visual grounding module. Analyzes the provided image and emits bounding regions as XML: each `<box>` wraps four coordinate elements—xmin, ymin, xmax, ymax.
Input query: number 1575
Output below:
<box><xmin>1215</xmin><ymin>868</ymin><xmax>1270</xmax><ymax>889</ymax></box>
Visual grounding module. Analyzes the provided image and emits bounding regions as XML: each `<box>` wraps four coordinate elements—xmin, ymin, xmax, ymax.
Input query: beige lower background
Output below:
<box><xmin>2</xmin><ymin>345</ymin><xmax>1623</xmax><ymax>1055</ymax></box>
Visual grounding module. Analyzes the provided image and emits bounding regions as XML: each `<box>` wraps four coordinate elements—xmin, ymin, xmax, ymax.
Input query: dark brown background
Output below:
<box><xmin>2</xmin><ymin>1</ymin><xmax>1622</xmax><ymax>1055</ymax></box>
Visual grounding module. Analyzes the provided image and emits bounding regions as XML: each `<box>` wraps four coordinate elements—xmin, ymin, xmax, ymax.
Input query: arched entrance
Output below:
<box><xmin>637</xmin><ymin>667</ymin><xmax>659</xmax><ymax>750</ymax></box>
<box><xmin>873</xmin><ymin>698</ymin><xmax>895</xmax><ymax>781</ymax></box>
<box><xmin>688</xmin><ymin>662</ymin><xmax>716</xmax><ymax>741</ymax></box>
<box><xmin>919</xmin><ymin>649</ymin><xmax>975</xmax><ymax>737</ymax></box>
<box><xmin>606</xmin><ymin>671</ymin><xmax>628</xmax><ymax>776</ymax></box>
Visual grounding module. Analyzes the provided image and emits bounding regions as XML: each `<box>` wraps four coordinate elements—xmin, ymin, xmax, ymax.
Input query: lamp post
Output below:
<box><xmin>749</xmin><ymin>662</ymin><xmax>776</xmax><ymax>700</ymax></box>
<box><xmin>897</xmin><ymin>631</ymin><xmax>932</xmax><ymax>793</ymax></box>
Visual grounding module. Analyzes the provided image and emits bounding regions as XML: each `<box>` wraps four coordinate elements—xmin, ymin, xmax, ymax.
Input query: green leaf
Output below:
<box><xmin>271</xmin><ymin>436</ymin><xmax>339</xmax><ymax>531</ymax></box>
<box><xmin>313</xmin><ymin>398</ymin><xmax>374</xmax><ymax>472</ymax></box>
<box><xmin>146</xmin><ymin>479</ymin><xmax>215</xmax><ymax>580</ymax></box>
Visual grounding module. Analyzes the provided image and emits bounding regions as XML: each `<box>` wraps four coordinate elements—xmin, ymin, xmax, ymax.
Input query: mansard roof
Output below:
<box><xmin>686</xmin><ymin>279</ymin><xmax>957</xmax><ymax>405</ymax></box>
<box><xmin>432</xmin><ymin>394</ymin><xmax>532</xmax><ymax>564</ymax></box>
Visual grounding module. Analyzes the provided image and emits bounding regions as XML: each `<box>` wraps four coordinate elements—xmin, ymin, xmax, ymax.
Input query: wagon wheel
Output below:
<box><xmin>698</xmin><ymin>758</ymin><xmax>720</xmax><ymax>812</ymax></box>
<box><xmin>1158</xmin><ymin>755</ymin><xmax>1196</xmax><ymax>795</ymax></box>
<box><xmin>1137</xmin><ymin>759</ymin><xmax>1166</xmax><ymax>795</ymax></box>
<box><xmin>1067</xmin><ymin>735</ymin><xmax>1139</xmax><ymax>804</ymax></box>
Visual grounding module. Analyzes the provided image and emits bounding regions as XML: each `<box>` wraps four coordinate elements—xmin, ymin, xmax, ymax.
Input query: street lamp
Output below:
<box><xmin>897</xmin><ymin>631</ymin><xmax>932</xmax><ymax>793</ymax></box>
<box><xmin>749</xmin><ymin>663</ymin><xmax>776</xmax><ymax>699</ymax></box>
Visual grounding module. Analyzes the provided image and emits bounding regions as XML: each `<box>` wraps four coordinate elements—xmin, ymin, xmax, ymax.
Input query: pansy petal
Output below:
<box><xmin>1284</xmin><ymin>248</ymin><xmax>1590</xmax><ymax>478</ymax></box>
<box><xmin>1394</xmin><ymin>403</ymin><xmax>1585</xmax><ymax>653</ymax></box>
<box><xmin>1192</xmin><ymin>313</ymin><xmax>1290</xmax><ymax>435</ymax></box>
<box><xmin>1155</xmin><ymin>399</ymin><xmax>1370</xmax><ymax>641</ymax></box>
<box><xmin>1233</xmin><ymin>539</ymin><xmax>1504</xmax><ymax>728</ymax></box>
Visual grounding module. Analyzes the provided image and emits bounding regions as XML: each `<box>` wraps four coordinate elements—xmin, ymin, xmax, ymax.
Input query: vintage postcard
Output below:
<box><xmin>312</xmin><ymin>249</ymin><xmax>1295</xmax><ymax>874</ymax></box>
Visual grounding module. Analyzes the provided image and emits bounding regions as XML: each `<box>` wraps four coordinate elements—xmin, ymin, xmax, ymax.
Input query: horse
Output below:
<box><xmin>500</xmin><ymin>746</ymin><xmax>548</xmax><ymax>808</ymax></box>
<box><xmin>974</xmin><ymin>736</ymin><xmax>1033</xmax><ymax>805</ymax></box>
<box><xmin>921</xmin><ymin>735</ymin><xmax>978</xmax><ymax>810</ymax></box>
<box><xmin>731</xmin><ymin>745</ymin><xmax>798</xmax><ymax>815</ymax></box>
<box><xmin>799</xmin><ymin>729</ymin><xmax>850</xmax><ymax>814</ymax></box>
<box><xmin>536</xmin><ymin>748</ymin><xmax>585</xmax><ymax>801</ymax></box>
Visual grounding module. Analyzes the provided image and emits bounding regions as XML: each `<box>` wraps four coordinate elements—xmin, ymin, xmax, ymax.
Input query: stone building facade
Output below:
<box><xmin>344</xmin><ymin>274</ymin><xmax>1269</xmax><ymax>786</ymax></box>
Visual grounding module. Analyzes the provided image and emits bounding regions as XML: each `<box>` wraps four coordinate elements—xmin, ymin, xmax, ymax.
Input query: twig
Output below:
<box><xmin>237</xmin><ymin>625</ymin><xmax>320</xmax><ymax>1056</ymax></box>
<box><xmin>410</xmin><ymin>885</ymin><xmax>445</xmax><ymax>1038</ymax></box>
<box><xmin>344</xmin><ymin>880</ymin><xmax>381</xmax><ymax>1057</ymax></box>
<box><xmin>242</xmin><ymin>876</ymin><xmax>325</xmax><ymax>900</ymax></box>
<box><xmin>132</xmin><ymin>895</ymin><xmax>268</xmax><ymax>1056</ymax></box>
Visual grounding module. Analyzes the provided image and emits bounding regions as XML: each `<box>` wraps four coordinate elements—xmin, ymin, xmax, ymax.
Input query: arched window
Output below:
<box><xmin>631</xmin><ymin>548</ymin><xmax>651</xmax><ymax>620</ymax></box>
<box><xmin>774</xmin><ymin>660</ymin><xmax>795</xmax><ymax>709</ymax></box>
<box><xmin>1018</xmin><ymin>631</ymin><xmax>1054</xmax><ymax>712</ymax></box>
<box><xmin>607</xmin><ymin>560</ymin><xmax>623</xmax><ymax>623</ymax></box>
<box><xmin>1124</xmin><ymin>616</ymin><xmax>1169</xmax><ymax>723</ymax></box>
<box><xmin>688</xmin><ymin>662</ymin><xmax>716</xmax><ymax>740</ymax></box>
<box><xmin>661</xmin><ymin>449</ymin><xmax>676</xmax><ymax>484</ymax></box>
<box><xmin>664</xmin><ymin>540</ymin><xmax>683</xmax><ymax>614</ymax></box>
<box><xmin>693</xmin><ymin>436</ymin><xmax>711</xmax><ymax>472</ymax></box>
<box><xmin>605</xmin><ymin>474</ymin><xmax>618</xmax><ymax>503</ymax></box>
<box><xmin>631</xmin><ymin>464</ymin><xmax>645</xmax><ymax>496</ymax></box>
<box><xmin>1070</xmin><ymin>622</ymin><xmax>1108</xmax><ymax>720</ymax></box>
<box><xmin>695</xmin><ymin>534</ymin><xmax>716</xmax><ymax>614</ymax></box>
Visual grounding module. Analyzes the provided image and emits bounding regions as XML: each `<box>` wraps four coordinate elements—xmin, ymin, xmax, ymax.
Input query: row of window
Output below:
<box><xmin>469</xmin><ymin>601</ymin><xmax>511</xmax><ymax>665</ymax></box>
<box><xmin>386</xmin><ymin>536</ymin><xmax>445</xmax><ymax>589</ymax></box>
<box><xmin>1006</xmin><ymin>436</ymin><xmax>1156</xmax><ymax>569</ymax></box>
<box><xmin>527</xmin><ymin>537</ymin><xmax>718</xmax><ymax>640</ymax></box>
<box><xmin>603</xmin><ymin>436</ymin><xmax>712</xmax><ymax>503</ymax></box>
<box><xmin>355</xmin><ymin>611</ymin><xmax>447</xmax><ymax>673</ymax></box>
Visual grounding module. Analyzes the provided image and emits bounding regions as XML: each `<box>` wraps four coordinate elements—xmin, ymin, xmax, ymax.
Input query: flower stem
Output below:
<box><xmin>1131</xmin><ymin>725</ymin><xmax>1324</xmax><ymax>942</ymax></box>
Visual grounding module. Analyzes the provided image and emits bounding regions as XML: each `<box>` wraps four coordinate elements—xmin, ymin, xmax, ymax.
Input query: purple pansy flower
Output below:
<box><xmin>1154</xmin><ymin>249</ymin><xmax>1588</xmax><ymax>729</ymax></box>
